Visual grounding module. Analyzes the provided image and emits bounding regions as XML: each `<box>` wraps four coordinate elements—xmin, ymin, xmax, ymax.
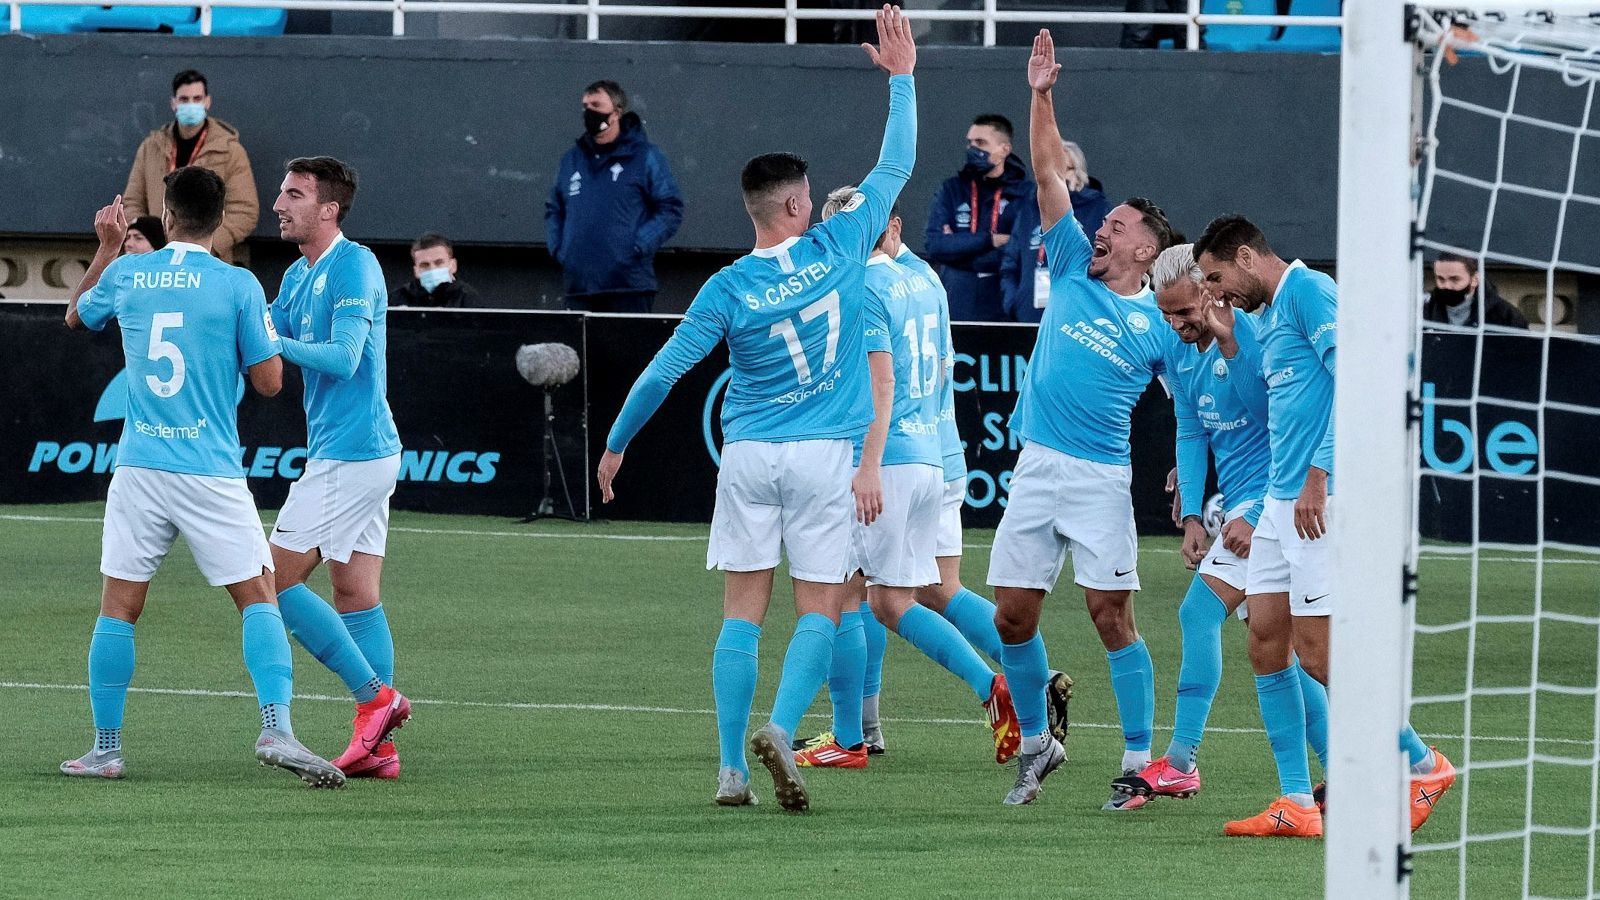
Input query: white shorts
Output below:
<box><xmin>101</xmin><ymin>465</ymin><xmax>274</xmax><ymax>587</ymax></box>
<box><xmin>852</xmin><ymin>463</ymin><xmax>943</xmax><ymax>588</ymax></box>
<box><xmin>1197</xmin><ymin>500</ymin><xmax>1255</xmax><ymax>618</ymax></box>
<box><xmin>707</xmin><ymin>439</ymin><xmax>854</xmax><ymax>584</ymax></box>
<box><xmin>1245</xmin><ymin>495</ymin><xmax>1334</xmax><ymax>617</ymax></box>
<box><xmin>987</xmin><ymin>442</ymin><xmax>1139</xmax><ymax>593</ymax></box>
<box><xmin>935</xmin><ymin>475</ymin><xmax>965</xmax><ymax>558</ymax></box>
<box><xmin>270</xmin><ymin>454</ymin><xmax>401</xmax><ymax>564</ymax></box>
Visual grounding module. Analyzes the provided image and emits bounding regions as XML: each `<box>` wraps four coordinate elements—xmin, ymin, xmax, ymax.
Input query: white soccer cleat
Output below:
<box><xmin>60</xmin><ymin>749</ymin><xmax>125</xmax><ymax>779</ymax></box>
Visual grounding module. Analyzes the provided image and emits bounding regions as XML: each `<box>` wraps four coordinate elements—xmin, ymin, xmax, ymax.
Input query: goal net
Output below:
<box><xmin>1334</xmin><ymin>5</ymin><xmax>1600</xmax><ymax>898</ymax></box>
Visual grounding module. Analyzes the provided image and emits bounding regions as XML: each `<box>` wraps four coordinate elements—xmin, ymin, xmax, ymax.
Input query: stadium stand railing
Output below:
<box><xmin>7</xmin><ymin>0</ymin><xmax>1339</xmax><ymax>47</ymax></box>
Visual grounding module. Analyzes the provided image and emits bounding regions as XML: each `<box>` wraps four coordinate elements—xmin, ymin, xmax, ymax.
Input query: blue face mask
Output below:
<box><xmin>962</xmin><ymin>145</ymin><xmax>993</xmax><ymax>177</ymax></box>
<box><xmin>175</xmin><ymin>102</ymin><xmax>207</xmax><ymax>128</ymax></box>
<box><xmin>419</xmin><ymin>267</ymin><xmax>453</xmax><ymax>292</ymax></box>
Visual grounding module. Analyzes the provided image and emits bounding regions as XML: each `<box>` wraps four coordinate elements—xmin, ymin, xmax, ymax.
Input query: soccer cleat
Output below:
<box><xmin>1004</xmin><ymin>736</ymin><xmax>1066</xmax><ymax>806</ymax></box>
<box><xmin>255</xmin><ymin>728</ymin><xmax>346</xmax><ymax>788</ymax></box>
<box><xmin>1410</xmin><ymin>747</ymin><xmax>1457</xmax><ymax>833</ymax></box>
<box><xmin>795</xmin><ymin>739</ymin><xmax>869</xmax><ymax>769</ymax></box>
<box><xmin>1102</xmin><ymin>770</ymin><xmax>1149</xmax><ymax>811</ymax></box>
<box><xmin>60</xmin><ymin>749</ymin><xmax>125</xmax><ymax>780</ymax></box>
<box><xmin>1313</xmin><ymin>781</ymin><xmax>1327</xmax><ymax>814</ymax></box>
<box><xmin>985</xmin><ymin>674</ymin><xmax>1022</xmax><ymax>764</ymax></box>
<box><xmin>792</xmin><ymin>731</ymin><xmax>835</xmax><ymax>752</ymax></box>
<box><xmin>1112</xmin><ymin>756</ymin><xmax>1201</xmax><ymax>800</ymax></box>
<box><xmin>749</xmin><ymin>723</ymin><xmax>810</xmax><ymax>813</ymax></box>
<box><xmin>715</xmin><ymin>766</ymin><xmax>758</xmax><ymax>807</ymax></box>
<box><xmin>1046</xmin><ymin>670</ymin><xmax>1074</xmax><ymax>746</ymax></box>
<box><xmin>1223</xmin><ymin>796</ymin><xmax>1323</xmax><ymax>838</ymax></box>
<box><xmin>342</xmin><ymin>741</ymin><xmax>400</xmax><ymax>779</ymax></box>
<box><xmin>863</xmin><ymin>726</ymin><xmax>886</xmax><ymax>755</ymax></box>
<box><xmin>332</xmin><ymin>685</ymin><xmax>411</xmax><ymax>772</ymax></box>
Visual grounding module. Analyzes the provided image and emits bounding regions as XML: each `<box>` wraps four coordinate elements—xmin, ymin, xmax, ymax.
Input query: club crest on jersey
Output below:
<box><xmin>1092</xmin><ymin>317</ymin><xmax>1122</xmax><ymax>338</ymax></box>
<box><xmin>610</xmin><ymin>163</ymin><xmax>623</xmax><ymax>182</ymax></box>
<box><xmin>313</xmin><ymin>273</ymin><xmax>327</xmax><ymax>295</ymax></box>
<box><xmin>842</xmin><ymin>192</ymin><xmax>866</xmax><ymax>213</ymax></box>
<box><xmin>1213</xmin><ymin>359</ymin><xmax>1229</xmax><ymax>380</ymax></box>
<box><xmin>954</xmin><ymin>203</ymin><xmax>972</xmax><ymax>228</ymax></box>
<box><xmin>1126</xmin><ymin>312</ymin><xmax>1151</xmax><ymax>335</ymax></box>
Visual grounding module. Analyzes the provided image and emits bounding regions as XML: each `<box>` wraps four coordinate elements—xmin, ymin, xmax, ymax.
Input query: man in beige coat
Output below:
<box><xmin>124</xmin><ymin>70</ymin><xmax>259</xmax><ymax>264</ymax></box>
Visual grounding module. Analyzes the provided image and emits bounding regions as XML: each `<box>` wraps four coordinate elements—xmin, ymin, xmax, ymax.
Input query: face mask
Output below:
<box><xmin>419</xmin><ymin>267</ymin><xmax>453</xmax><ymax>292</ymax></box>
<box><xmin>175</xmin><ymin>102</ymin><xmax>207</xmax><ymax>128</ymax></box>
<box><xmin>1432</xmin><ymin>287</ymin><xmax>1470</xmax><ymax>307</ymax></box>
<box><xmin>961</xmin><ymin>145</ymin><xmax>993</xmax><ymax>177</ymax></box>
<box><xmin>584</xmin><ymin>108</ymin><xmax>613</xmax><ymax>137</ymax></box>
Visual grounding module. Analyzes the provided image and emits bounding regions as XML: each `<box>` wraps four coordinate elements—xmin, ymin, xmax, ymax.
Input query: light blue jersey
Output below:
<box><xmin>860</xmin><ymin>250</ymin><xmax>949</xmax><ymax>468</ymax></box>
<box><xmin>75</xmin><ymin>243</ymin><xmax>279</xmax><ymax>477</ymax></box>
<box><xmin>1010</xmin><ymin>215</ymin><xmax>1177</xmax><ymax>465</ymax></box>
<box><xmin>607</xmin><ymin>75</ymin><xmax>918</xmax><ymax>453</ymax></box>
<box><xmin>1260</xmin><ymin>262</ymin><xmax>1337</xmax><ymax>500</ymax></box>
<box><xmin>1166</xmin><ymin>310</ymin><xmax>1271</xmax><ymax>527</ymax></box>
<box><xmin>896</xmin><ymin>248</ymin><xmax>965</xmax><ymax>482</ymax></box>
<box><xmin>270</xmin><ymin>234</ymin><xmax>402</xmax><ymax>462</ymax></box>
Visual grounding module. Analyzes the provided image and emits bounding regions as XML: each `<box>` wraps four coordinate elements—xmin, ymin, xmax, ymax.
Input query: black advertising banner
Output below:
<box><xmin>4</xmin><ymin>301</ymin><xmax>1595</xmax><ymax>545</ymax></box>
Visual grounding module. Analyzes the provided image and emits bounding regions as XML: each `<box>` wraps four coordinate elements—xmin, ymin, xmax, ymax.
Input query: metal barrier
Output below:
<box><xmin>6</xmin><ymin>0</ymin><xmax>1340</xmax><ymax>47</ymax></box>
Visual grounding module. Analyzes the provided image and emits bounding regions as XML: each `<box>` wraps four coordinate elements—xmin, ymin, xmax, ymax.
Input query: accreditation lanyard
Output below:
<box><xmin>969</xmin><ymin>182</ymin><xmax>1003</xmax><ymax>234</ymax></box>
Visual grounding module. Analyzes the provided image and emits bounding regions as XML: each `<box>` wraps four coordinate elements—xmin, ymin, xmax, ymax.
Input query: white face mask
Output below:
<box><xmin>175</xmin><ymin>102</ymin><xmax>207</xmax><ymax>127</ymax></box>
<box><xmin>419</xmin><ymin>267</ymin><xmax>453</xmax><ymax>292</ymax></box>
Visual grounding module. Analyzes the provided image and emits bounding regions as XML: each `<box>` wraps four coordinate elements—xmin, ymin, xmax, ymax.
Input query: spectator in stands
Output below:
<box><xmin>391</xmin><ymin>233</ymin><xmax>482</xmax><ymax>308</ymax></box>
<box><xmin>1121</xmin><ymin>0</ymin><xmax>1188</xmax><ymax>48</ymax></box>
<box><xmin>545</xmin><ymin>80</ymin><xmax>684</xmax><ymax>314</ymax></box>
<box><xmin>123</xmin><ymin>70</ymin><xmax>259</xmax><ymax>264</ymax></box>
<box><xmin>1424</xmin><ymin>252</ymin><xmax>1529</xmax><ymax>329</ymax></box>
<box><xmin>121</xmin><ymin>216</ymin><xmax>168</xmax><ymax>255</ymax></box>
<box><xmin>924</xmin><ymin>113</ymin><xmax>1034</xmax><ymax>322</ymax></box>
<box><xmin>998</xmin><ymin>140</ymin><xmax>1111</xmax><ymax>323</ymax></box>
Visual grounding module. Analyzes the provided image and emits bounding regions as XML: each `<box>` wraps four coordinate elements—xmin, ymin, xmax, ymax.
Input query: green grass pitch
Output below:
<box><xmin>1</xmin><ymin>503</ymin><xmax>1593</xmax><ymax>898</ymax></box>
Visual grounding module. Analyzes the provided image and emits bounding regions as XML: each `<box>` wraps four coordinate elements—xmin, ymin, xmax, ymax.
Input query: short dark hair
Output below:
<box><xmin>162</xmin><ymin>166</ymin><xmax>226</xmax><ymax>237</ymax></box>
<box><xmin>285</xmin><ymin>156</ymin><xmax>359</xmax><ymax>224</ymax></box>
<box><xmin>1124</xmin><ymin>197</ymin><xmax>1175</xmax><ymax>253</ymax></box>
<box><xmin>172</xmin><ymin>69</ymin><xmax>207</xmax><ymax>96</ymax></box>
<box><xmin>741</xmin><ymin>152</ymin><xmax>809</xmax><ymax>198</ymax></box>
<box><xmin>412</xmin><ymin>232</ymin><xmax>454</xmax><ymax>256</ymax></box>
<box><xmin>1193</xmin><ymin>214</ymin><xmax>1274</xmax><ymax>263</ymax></box>
<box><xmin>584</xmin><ymin>80</ymin><xmax>628</xmax><ymax>113</ymax></box>
<box><xmin>972</xmin><ymin>114</ymin><xmax>1014</xmax><ymax>140</ymax></box>
<box><xmin>1436</xmin><ymin>251</ymin><xmax>1479</xmax><ymax>276</ymax></box>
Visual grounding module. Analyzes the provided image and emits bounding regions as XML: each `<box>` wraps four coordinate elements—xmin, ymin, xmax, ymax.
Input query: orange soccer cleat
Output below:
<box><xmin>795</xmin><ymin>739</ymin><xmax>869</xmax><ymax>769</ymax></box>
<box><xmin>1410</xmin><ymin>747</ymin><xmax>1457</xmax><ymax>833</ymax></box>
<box><xmin>1223</xmin><ymin>796</ymin><xmax>1324</xmax><ymax>838</ymax></box>
<box><xmin>985</xmin><ymin>674</ymin><xmax>1021</xmax><ymax>764</ymax></box>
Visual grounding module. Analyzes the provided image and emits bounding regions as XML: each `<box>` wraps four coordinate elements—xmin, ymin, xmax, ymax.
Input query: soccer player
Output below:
<box><xmin>1109</xmin><ymin>243</ymin><xmax>1329</xmax><ymax>811</ymax></box>
<box><xmin>793</xmin><ymin>189</ymin><xmax>1020</xmax><ymax>771</ymax></box>
<box><xmin>60</xmin><ymin>170</ymin><xmax>343</xmax><ymax>788</ymax></box>
<box><xmin>267</xmin><ymin>156</ymin><xmax>411</xmax><ymax>779</ymax></box>
<box><xmin>596</xmin><ymin>5</ymin><xmax>918</xmax><ymax>813</ymax></box>
<box><xmin>987</xmin><ymin>29</ymin><xmax>1178</xmax><ymax>807</ymax></box>
<box><xmin>1193</xmin><ymin>215</ymin><xmax>1456</xmax><ymax>836</ymax></box>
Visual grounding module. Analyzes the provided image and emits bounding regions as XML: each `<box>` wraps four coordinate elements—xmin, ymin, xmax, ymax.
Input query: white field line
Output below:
<box><xmin>4</xmin><ymin>513</ymin><xmax>1597</xmax><ymax>563</ymax></box>
<box><xmin>2</xmin><ymin>680</ymin><xmax>1591</xmax><ymax>747</ymax></box>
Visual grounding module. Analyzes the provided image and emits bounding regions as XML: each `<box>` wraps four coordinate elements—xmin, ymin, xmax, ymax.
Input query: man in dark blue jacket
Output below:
<box><xmin>923</xmin><ymin>113</ymin><xmax>1035</xmax><ymax>322</ymax></box>
<box><xmin>545</xmin><ymin>80</ymin><xmax>685</xmax><ymax>313</ymax></box>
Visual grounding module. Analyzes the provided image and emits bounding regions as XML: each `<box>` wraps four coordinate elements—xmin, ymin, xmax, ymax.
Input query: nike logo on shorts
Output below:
<box><xmin>1114</xmin><ymin>568</ymin><xmax>1135</xmax><ymax>578</ymax></box>
<box><xmin>1303</xmin><ymin>594</ymin><xmax>1329</xmax><ymax>604</ymax></box>
<box><xmin>1211</xmin><ymin>560</ymin><xmax>1235</xmax><ymax>568</ymax></box>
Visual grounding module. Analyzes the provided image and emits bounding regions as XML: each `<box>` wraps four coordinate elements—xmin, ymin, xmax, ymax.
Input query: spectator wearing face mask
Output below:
<box><xmin>122</xmin><ymin>216</ymin><xmax>168</xmax><ymax>256</ymax></box>
<box><xmin>1424</xmin><ymin>252</ymin><xmax>1529</xmax><ymax>329</ymax></box>
<box><xmin>544</xmin><ymin>80</ymin><xmax>685</xmax><ymax>314</ymax></box>
<box><xmin>999</xmin><ymin>139</ymin><xmax>1111</xmax><ymax>323</ymax></box>
<box><xmin>923</xmin><ymin>113</ymin><xmax>1035</xmax><ymax>322</ymax></box>
<box><xmin>123</xmin><ymin>69</ymin><xmax>259</xmax><ymax>264</ymax></box>
<box><xmin>391</xmin><ymin>233</ymin><xmax>483</xmax><ymax>308</ymax></box>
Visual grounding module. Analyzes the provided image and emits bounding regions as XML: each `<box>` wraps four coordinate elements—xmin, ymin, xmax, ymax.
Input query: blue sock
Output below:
<box><xmin>241</xmin><ymin>603</ymin><xmax>295</xmax><ymax>734</ymax></box>
<box><xmin>712</xmin><ymin>618</ymin><xmax>761</xmax><ymax>776</ymax></box>
<box><xmin>1108</xmin><ymin>639</ymin><xmax>1155</xmax><ymax>753</ymax></box>
<box><xmin>88</xmin><ymin>616</ymin><xmax>135</xmax><ymax>749</ymax></box>
<box><xmin>1256</xmin><ymin>665</ymin><xmax>1313</xmax><ymax>797</ymax></box>
<box><xmin>940</xmin><ymin>587</ymin><xmax>1004</xmax><ymax>665</ymax></box>
<box><xmin>1001</xmin><ymin>634</ymin><xmax>1050</xmax><ymax>741</ymax></box>
<box><xmin>340</xmin><ymin>604</ymin><xmax>395</xmax><ymax>685</ymax></box>
<box><xmin>769</xmin><ymin>613</ymin><xmax>836</xmax><ymax>738</ymax></box>
<box><xmin>896</xmin><ymin>603</ymin><xmax>995</xmax><ymax>700</ymax></box>
<box><xmin>277</xmin><ymin>584</ymin><xmax>382</xmax><ymax>702</ymax></box>
<box><xmin>1296</xmin><ymin>662</ymin><xmax>1330</xmax><ymax>770</ymax></box>
<box><xmin>828</xmin><ymin>611</ymin><xmax>867</xmax><ymax>748</ymax></box>
<box><xmin>1400</xmin><ymin>722</ymin><xmax>1431</xmax><ymax>769</ymax></box>
<box><xmin>860</xmin><ymin>600</ymin><xmax>886</xmax><ymax>699</ymax></box>
<box><xmin>1167</xmin><ymin>579</ymin><xmax>1227</xmax><ymax>771</ymax></box>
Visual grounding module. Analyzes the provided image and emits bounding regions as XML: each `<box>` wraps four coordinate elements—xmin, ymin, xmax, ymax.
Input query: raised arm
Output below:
<box><xmin>66</xmin><ymin>197</ymin><xmax>129</xmax><ymax>330</ymax></box>
<box><xmin>1027</xmin><ymin>30</ymin><xmax>1073</xmax><ymax>233</ymax></box>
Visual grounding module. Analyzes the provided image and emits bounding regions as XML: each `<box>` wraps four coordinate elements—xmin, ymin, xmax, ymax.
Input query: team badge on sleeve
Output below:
<box><xmin>264</xmin><ymin>312</ymin><xmax>280</xmax><ymax>342</ymax></box>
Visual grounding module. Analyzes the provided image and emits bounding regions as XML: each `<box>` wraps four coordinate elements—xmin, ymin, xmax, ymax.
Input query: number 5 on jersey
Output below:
<box><xmin>146</xmin><ymin>311</ymin><xmax>186</xmax><ymax>398</ymax></box>
<box><xmin>768</xmin><ymin>291</ymin><xmax>841</xmax><ymax>385</ymax></box>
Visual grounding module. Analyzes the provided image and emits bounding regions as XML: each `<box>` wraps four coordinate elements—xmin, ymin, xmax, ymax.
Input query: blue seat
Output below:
<box><xmin>1274</xmin><ymin>0</ymin><xmax>1340</xmax><ymax>52</ymax></box>
<box><xmin>170</xmin><ymin>8</ymin><xmax>287</xmax><ymax>35</ymax></box>
<box><xmin>1203</xmin><ymin>0</ymin><xmax>1276</xmax><ymax>52</ymax></box>
<box><xmin>81</xmin><ymin>5</ymin><xmax>198</xmax><ymax>30</ymax></box>
<box><xmin>17</xmin><ymin>5</ymin><xmax>96</xmax><ymax>32</ymax></box>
